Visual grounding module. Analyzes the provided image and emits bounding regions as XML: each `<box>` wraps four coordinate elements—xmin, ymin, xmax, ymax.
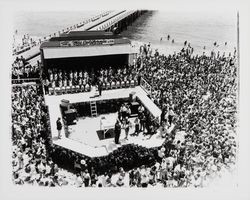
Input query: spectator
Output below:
<box><xmin>56</xmin><ymin>118</ymin><xmax>62</xmax><ymax>139</ymax></box>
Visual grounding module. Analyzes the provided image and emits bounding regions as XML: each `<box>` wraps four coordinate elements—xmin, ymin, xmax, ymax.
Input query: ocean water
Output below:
<box><xmin>13</xmin><ymin>11</ymin><xmax>100</xmax><ymax>37</ymax></box>
<box><xmin>13</xmin><ymin>10</ymin><xmax>237</xmax><ymax>55</ymax></box>
<box><xmin>122</xmin><ymin>11</ymin><xmax>237</xmax><ymax>55</ymax></box>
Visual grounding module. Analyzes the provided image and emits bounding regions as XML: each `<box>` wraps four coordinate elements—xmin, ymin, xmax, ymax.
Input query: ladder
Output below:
<box><xmin>90</xmin><ymin>101</ymin><xmax>97</xmax><ymax>117</ymax></box>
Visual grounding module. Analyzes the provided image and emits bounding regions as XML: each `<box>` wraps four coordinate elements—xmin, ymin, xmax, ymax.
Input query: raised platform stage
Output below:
<box><xmin>44</xmin><ymin>86</ymin><xmax>163</xmax><ymax>157</ymax></box>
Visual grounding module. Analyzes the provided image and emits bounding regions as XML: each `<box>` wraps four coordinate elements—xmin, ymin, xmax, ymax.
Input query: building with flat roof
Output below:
<box><xmin>40</xmin><ymin>31</ymin><xmax>137</xmax><ymax>72</ymax></box>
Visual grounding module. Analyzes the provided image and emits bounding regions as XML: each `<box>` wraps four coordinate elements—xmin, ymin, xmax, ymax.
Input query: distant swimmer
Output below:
<box><xmin>167</xmin><ymin>35</ymin><xmax>170</xmax><ymax>40</ymax></box>
<box><xmin>172</xmin><ymin>39</ymin><xmax>174</xmax><ymax>43</ymax></box>
<box><xmin>160</xmin><ymin>37</ymin><xmax>163</xmax><ymax>41</ymax></box>
<box><xmin>214</xmin><ymin>42</ymin><xmax>217</xmax><ymax>46</ymax></box>
<box><xmin>184</xmin><ymin>40</ymin><xmax>187</xmax><ymax>46</ymax></box>
<box><xmin>203</xmin><ymin>46</ymin><xmax>206</xmax><ymax>50</ymax></box>
<box><xmin>225</xmin><ymin>42</ymin><xmax>227</xmax><ymax>46</ymax></box>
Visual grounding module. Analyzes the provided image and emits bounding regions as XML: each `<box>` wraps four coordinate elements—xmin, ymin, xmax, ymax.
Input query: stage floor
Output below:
<box><xmin>44</xmin><ymin>86</ymin><xmax>163</xmax><ymax>157</ymax></box>
<box><xmin>68</xmin><ymin>112</ymin><xmax>165</xmax><ymax>148</ymax></box>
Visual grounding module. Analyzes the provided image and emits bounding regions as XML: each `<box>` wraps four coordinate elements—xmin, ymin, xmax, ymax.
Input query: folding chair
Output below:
<box><xmin>71</xmin><ymin>85</ymin><xmax>76</xmax><ymax>93</ymax></box>
<box><xmin>75</xmin><ymin>85</ymin><xmax>80</xmax><ymax>93</ymax></box>
<box><xmin>48</xmin><ymin>87</ymin><xmax>54</xmax><ymax>95</ymax></box>
<box><xmin>126</xmin><ymin>80</ymin><xmax>130</xmax><ymax>88</ymax></box>
<box><xmin>66</xmin><ymin>86</ymin><xmax>71</xmax><ymax>94</ymax></box>
<box><xmin>61</xmin><ymin>86</ymin><xmax>66</xmax><ymax>94</ymax></box>
<box><xmin>106</xmin><ymin>82</ymin><xmax>111</xmax><ymax>90</ymax></box>
<box><xmin>102</xmin><ymin>82</ymin><xmax>106</xmax><ymax>90</ymax></box>
<box><xmin>130</xmin><ymin>80</ymin><xmax>135</xmax><ymax>87</ymax></box>
<box><xmin>121</xmin><ymin>80</ymin><xmax>125</xmax><ymax>88</ymax></box>
<box><xmin>81</xmin><ymin>85</ymin><xmax>85</xmax><ymax>92</ymax></box>
<box><xmin>55</xmin><ymin>87</ymin><xmax>61</xmax><ymax>95</ymax></box>
<box><xmin>85</xmin><ymin>84</ymin><xmax>90</xmax><ymax>92</ymax></box>
<box><xmin>111</xmin><ymin>81</ymin><xmax>116</xmax><ymax>89</ymax></box>
<box><xmin>134</xmin><ymin>79</ymin><xmax>138</xmax><ymax>86</ymax></box>
<box><xmin>116</xmin><ymin>81</ymin><xmax>121</xmax><ymax>89</ymax></box>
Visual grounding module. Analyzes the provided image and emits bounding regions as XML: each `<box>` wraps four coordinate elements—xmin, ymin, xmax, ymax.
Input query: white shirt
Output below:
<box><xmin>76</xmin><ymin>176</ymin><xmax>83</xmax><ymax>187</ymax></box>
<box><xmin>140</xmin><ymin>170</ymin><xmax>149</xmax><ymax>184</ymax></box>
<box><xmin>38</xmin><ymin>163</ymin><xmax>45</xmax><ymax>173</ymax></box>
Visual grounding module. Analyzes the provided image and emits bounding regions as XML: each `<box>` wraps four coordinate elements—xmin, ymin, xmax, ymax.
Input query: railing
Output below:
<box><xmin>12</xmin><ymin>78</ymin><xmax>41</xmax><ymax>85</ymax></box>
<box><xmin>94</xmin><ymin>10</ymin><xmax>137</xmax><ymax>31</ymax></box>
<box><xmin>87</xmin><ymin>10</ymin><xmax>126</xmax><ymax>31</ymax></box>
<box><xmin>140</xmin><ymin>77</ymin><xmax>152</xmax><ymax>96</ymax></box>
<box><xmin>12</xmin><ymin>10</ymin><xmax>114</xmax><ymax>56</ymax></box>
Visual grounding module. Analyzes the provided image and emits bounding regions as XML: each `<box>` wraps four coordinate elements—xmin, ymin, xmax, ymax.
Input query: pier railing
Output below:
<box><xmin>92</xmin><ymin>10</ymin><xmax>135</xmax><ymax>30</ymax></box>
<box><xmin>13</xmin><ymin>10</ymin><xmax>113</xmax><ymax>56</ymax></box>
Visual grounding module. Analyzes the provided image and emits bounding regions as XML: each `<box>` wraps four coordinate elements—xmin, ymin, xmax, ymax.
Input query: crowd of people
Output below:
<box><xmin>97</xmin><ymin>66</ymin><xmax>139</xmax><ymax>89</ymax></box>
<box><xmin>11</xmin><ymin>39</ymin><xmax>237</xmax><ymax>187</ymax></box>
<box><xmin>43</xmin><ymin>68</ymin><xmax>91</xmax><ymax>94</ymax></box>
<box><xmin>44</xmin><ymin>65</ymin><xmax>139</xmax><ymax>95</ymax></box>
<box><xmin>11</xmin><ymin>84</ymin><xmax>58</xmax><ymax>185</ymax></box>
<box><xmin>12</xmin><ymin>56</ymin><xmax>41</xmax><ymax>80</ymax></box>
<box><xmin>132</xmin><ymin>43</ymin><xmax>237</xmax><ymax>187</ymax></box>
<box><xmin>113</xmin><ymin>102</ymin><xmax>159</xmax><ymax>144</ymax></box>
<box><xmin>13</xmin><ymin>33</ymin><xmax>41</xmax><ymax>56</ymax></box>
<box><xmin>11</xmin><ymin>84</ymin><xmax>88</xmax><ymax>186</ymax></box>
<box><xmin>10</xmin><ymin>83</ymin><xmax>157</xmax><ymax>187</ymax></box>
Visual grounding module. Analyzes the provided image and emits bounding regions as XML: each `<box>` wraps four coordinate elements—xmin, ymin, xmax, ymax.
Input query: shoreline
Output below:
<box><xmin>12</xmin><ymin>34</ymin><xmax>237</xmax><ymax>62</ymax></box>
<box><xmin>131</xmin><ymin>40</ymin><xmax>236</xmax><ymax>57</ymax></box>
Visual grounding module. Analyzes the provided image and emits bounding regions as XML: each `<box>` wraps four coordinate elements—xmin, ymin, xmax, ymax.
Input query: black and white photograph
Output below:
<box><xmin>0</xmin><ymin>0</ymin><xmax>250</xmax><ymax>199</ymax></box>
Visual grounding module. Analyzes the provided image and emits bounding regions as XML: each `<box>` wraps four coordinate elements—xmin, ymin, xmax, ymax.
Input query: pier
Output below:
<box><xmin>14</xmin><ymin>10</ymin><xmax>146</xmax><ymax>62</ymax></box>
<box><xmin>90</xmin><ymin>10</ymin><xmax>146</xmax><ymax>33</ymax></box>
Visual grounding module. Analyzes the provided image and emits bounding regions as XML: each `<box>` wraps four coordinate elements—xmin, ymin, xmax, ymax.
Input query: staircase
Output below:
<box><xmin>90</xmin><ymin>101</ymin><xmax>98</xmax><ymax>117</ymax></box>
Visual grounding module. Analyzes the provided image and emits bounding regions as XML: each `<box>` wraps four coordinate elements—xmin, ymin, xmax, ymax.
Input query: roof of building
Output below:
<box><xmin>40</xmin><ymin>31</ymin><xmax>130</xmax><ymax>49</ymax></box>
<box><xmin>56</xmin><ymin>31</ymin><xmax>116</xmax><ymax>39</ymax></box>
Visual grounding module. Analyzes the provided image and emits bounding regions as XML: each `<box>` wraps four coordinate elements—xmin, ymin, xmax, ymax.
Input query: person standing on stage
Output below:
<box><xmin>126</xmin><ymin>104</ymin><xmax>131</xmax><ymax>118</ymax></box>
<box><xmin>98</xmin><ymin>79</ymin><xmax>103</xmax><ymax>96</ymax></box>
<box><xmin>138</xmin><ymin>104</ymin><xmax>145</xmax><ymax>119</ymax></box>
<box><xmin>120</xmin><ymin>104</ymin><xmax>127</xmax><ymax>120</ymax></box>
<box><xmin>123</xmin><ymin>116</ymin><xmax>131</xmax><ymax>140</ymax></box>
<box><xmin>56</xmin><ymin>117</ymin><xmax>62</xmax><ymax>139</ymax></box>
<box><xmin>114</xmin><ymin>120</ymin><xmax>121</xmax><ymax>144</ymax></box>
<box><xmin>134</xmin><ymin>117</ymin><xmax>140</xmax><ymax>136</ymax></box>
<box><xmin>139</xmin><ymin>113</ymin><xmax>146</xmax><ymax>133</ymax></box>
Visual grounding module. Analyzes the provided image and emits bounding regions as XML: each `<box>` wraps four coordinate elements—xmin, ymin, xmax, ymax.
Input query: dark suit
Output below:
<box><xmin>98</xmin><ymin>81</ymin><xmax>102</xmax><ymax>96</ymax></box>
<box><xmin>114</xmin><ymin>122</ymin><xmax>121</xmax><ymax>144</ymax></box>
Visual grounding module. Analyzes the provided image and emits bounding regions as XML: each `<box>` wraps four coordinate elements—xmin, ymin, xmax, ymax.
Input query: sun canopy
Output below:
<box><xmin>42</xmin><ymin>44</ymin><xmax>136</xmax><ymax>59</ymax></box>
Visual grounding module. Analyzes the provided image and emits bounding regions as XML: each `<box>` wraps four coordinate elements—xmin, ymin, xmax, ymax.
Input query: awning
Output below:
<box><xmin>42</xmin><ymin>44</ymin><xmax>137</xmax><ymax>59</ymax></box>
